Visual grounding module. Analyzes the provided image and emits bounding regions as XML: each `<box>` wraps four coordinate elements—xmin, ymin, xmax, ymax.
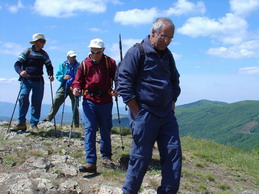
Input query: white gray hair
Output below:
<box><xmin>152</xmin><ymin>17</ymin><xmax>175</xmax><ymax>34</ymax></box>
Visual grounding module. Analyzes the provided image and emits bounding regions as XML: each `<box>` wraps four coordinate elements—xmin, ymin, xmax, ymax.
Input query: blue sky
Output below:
<box><xmin>1</xmin><ymin>0</ymin><xmax>259</xmax><ymax>109</ymax></box>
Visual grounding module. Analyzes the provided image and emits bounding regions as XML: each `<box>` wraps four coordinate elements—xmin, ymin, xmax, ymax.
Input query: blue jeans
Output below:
<box><xmin>82</xmin><ymin>99</ymin><xmax>113</xmax><ymax>163</ymax></box>
<box><xmin>18</xmin><ymin>80</ymin><xmax>44</xmax><ymax>126</ymax></box>
<box><xmin>122</xmin><ymin>109</ymin><xmax>182</xmax><ymax>194</ymax></box>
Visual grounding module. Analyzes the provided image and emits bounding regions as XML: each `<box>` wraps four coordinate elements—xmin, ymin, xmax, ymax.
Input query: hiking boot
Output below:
<box><xmin>29</xmin><ymin>125</ymin><xmax>39</xmax><ymax>132</ymax></box>
<box><xmin>79</xmin><ymin>163</ymin><xmax>97</xmax><ymax>173</ymax></box>
<box><xmin>102</xmin><ymin>157</ymin><xmax>116</xmax><ymax>169</ymax></box>
<box><xmin>42</xmin><ymin>118</ymin><xmax>51</xmax><ymax>122</ymax></box>
<box><xmin>11</xmin><ymin>123</ymin><xmax>27</xmax><ymax>132</ymax></box>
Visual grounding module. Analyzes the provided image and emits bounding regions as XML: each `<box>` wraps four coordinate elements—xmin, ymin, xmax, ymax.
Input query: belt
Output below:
<box><xmin>82</xmin><ymin>89</ymin><xmax>109</xmax><ymax>97</ymax></box>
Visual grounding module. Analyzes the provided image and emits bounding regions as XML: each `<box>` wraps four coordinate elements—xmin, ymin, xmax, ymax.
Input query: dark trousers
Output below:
<box><xmin>122</xmin><ymin>109</ymin><xmax>182</xmax><ymax>194</ymax></box>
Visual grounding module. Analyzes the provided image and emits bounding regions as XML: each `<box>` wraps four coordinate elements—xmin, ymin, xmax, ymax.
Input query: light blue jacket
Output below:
<box><xmin>55</xmin><ymin>59</ymin><xmax>80</xmax><ymax>89</ymax></box>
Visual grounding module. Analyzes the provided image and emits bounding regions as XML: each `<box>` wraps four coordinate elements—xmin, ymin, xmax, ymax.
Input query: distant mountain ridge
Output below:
<box><xmin>0</xmin><ymin>101</ymin><xmax>128</xmax><ymax>124</ymax></box>
<box><xmin>177</xmin><ymin>99</ymin><xmax>227</xmax><ymax>108</ymax></box>
<box><xmin>1</xmin><ymin>100</ymin><xmax>259</xmax><ymax>150</ymax></box>
<box><xmin>176</xmin><ymin>99</ymin><xmax>259</xmax><ymax>150</ymax></box>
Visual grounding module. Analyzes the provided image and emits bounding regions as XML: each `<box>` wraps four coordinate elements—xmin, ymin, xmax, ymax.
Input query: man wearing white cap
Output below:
<box><xmin>13</xmin><ymin>33</ymin><xmax>54</xmax><ymax>132</ymax></box>
<box><xmin>71</xmin><ymin>38</ymin><xmax>117</xmax><ymax>173</ymax></box>
<box><xmin>43</xmin><ymin>50</ymin><xmax>80</xmax><ymax>127</ymax></box>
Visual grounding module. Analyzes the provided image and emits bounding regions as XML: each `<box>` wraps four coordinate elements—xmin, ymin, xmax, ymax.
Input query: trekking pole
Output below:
<box><xmin>117</xmin><ymin>33</ymin><xmax>125</xmax><ymax>150</ymax></box>
<box><xmin>60</xmin><ymin>87</ymin><xmax>67</xmax><ymax>126</ymax></box>
<box><xmin>50</xmin><ymin>79</ymin><xmax>57</xmax><ymax>132</ymax></box>
<box><xmin>7</xmin><ymin>80</ymin><xmax>23</xmax><ymax>133</ymax></box>
<box><xmin>65</xmin><ymin>95</ymin><xmax>80</xmax><ymax>162</ymax></box>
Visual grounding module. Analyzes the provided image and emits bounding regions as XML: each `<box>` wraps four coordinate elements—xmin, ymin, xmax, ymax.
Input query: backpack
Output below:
<box><xmin>81</xmin><ymin>55</ymin><xmax>114</xmax><ymax>87</ymax></box>
<box><xmin>81</xmin><ymin>55</ymin><xmax>113</xmax><ymax>77</ymax></box>
<box><xmin>22</xmin><ymin>48</ymin><xmax>31</xmax><ymax>70</ymax></box>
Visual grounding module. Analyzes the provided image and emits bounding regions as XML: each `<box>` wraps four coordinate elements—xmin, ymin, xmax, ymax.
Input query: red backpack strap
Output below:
<box><xmin>104</xmin><ymin>55</ymin><xmax>112</xmax><ymax>70</ymax></box>
<box><xmin>104</xmin><ymin>55</ymin><xmax>114</xmax><ymax>87</ymax></box>
<box><xmin>81</xmin><ymin>60</ymin><xmax>87</xmax><ymax>77</ymax></box>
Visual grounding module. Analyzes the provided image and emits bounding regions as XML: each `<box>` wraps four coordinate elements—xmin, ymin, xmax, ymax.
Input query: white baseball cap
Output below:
<box><xmin>29</xmin><ymin>33</ymin><xmax>46</xmax><ymax>44</ymax></box>
<box><xmin>67</xmin><ymin>50</ymin><xmax>77</xmax><ymax>57</ymax></box>
<box><xmin>88</xmin><ymin>38</ymin><xmax>105</xmax><ymax>48</ymax></box>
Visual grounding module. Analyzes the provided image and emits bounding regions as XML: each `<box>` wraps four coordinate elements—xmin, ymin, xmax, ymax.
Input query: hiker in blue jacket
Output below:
<box><xmin>117</xmin><ymin>17</ymin><xmax>182</xmax><ymax>194</ymax></box>
<box><xmin>43</xmin><ymin>50</ymin><xmax>80</xmax><ymax>127</ymax></box>
<box><xmin>13</xmin><ymin>33</ymin><xmax>54</xmax><ymax>132</ymax></box>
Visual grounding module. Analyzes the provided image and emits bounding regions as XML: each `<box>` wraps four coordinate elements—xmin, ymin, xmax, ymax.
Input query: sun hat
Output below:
<box><xmin>67</xmin><ymin>50</ymin><xmax>77</xmax><ymax>57</ymax></box>
<box><xmin>88</xmin><ymin>38</ymin><xmax>105</xmax><ymax>48</ymax></box>
<box><xmin>29</xmin><ymin>33</ymin><xmax>46</xmax><ymax>44</ymax></box>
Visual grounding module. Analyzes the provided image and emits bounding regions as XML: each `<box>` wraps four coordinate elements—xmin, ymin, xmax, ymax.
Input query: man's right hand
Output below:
<box><xmin>20</xmin><ymin>70</ymin><xmax>27</xmax><ymax>77</ymax></box>
<box><xmin>127</xmin><ymin>99</ymin><xmax>139</xmax><ymax>118</ymax></box>
<box><xmin>63</xmin><ymin>75</ymin><xmax>71</xmax><ymax>80</ymax></box>
<box><xmin>73</xmin><ymin>88</ymin><xmax>81</xmax><ymax>96</ymax></box>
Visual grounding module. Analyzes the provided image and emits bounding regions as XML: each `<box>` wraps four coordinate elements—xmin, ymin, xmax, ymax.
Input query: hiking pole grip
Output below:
<box><xmin>119</xmin><ymin>34</ymin><xmax>123</xmax><ymax>62</ymax></box>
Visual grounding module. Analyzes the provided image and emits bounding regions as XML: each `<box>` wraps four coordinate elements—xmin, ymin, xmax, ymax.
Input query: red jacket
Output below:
<box><xmin>72</xmin><ymin>54</ymin><xmax>116</xmax><ymax>104</ymax></box>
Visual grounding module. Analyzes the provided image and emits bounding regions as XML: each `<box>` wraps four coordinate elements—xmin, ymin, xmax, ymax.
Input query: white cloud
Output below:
<box><xmin>166</xmin><ymin>0</ymin><xmax>206</xmax><ymax>16</ymax></box>
<box><xmin>177</xmin><ymin>14</ymin><xmax>248</xmax><ymax>45</ymax></box>
<box><xmin>207</xmin><ymin>40</ymin><xmax>259</xmax><ymax>59</ymax></box>
<box><xmin>0</xmin><ymin>78</ymin><xmax>18</xmax><ymax>83</ymax></box>
<box><xmin>238</xmin><ymin>66</ymin><xmax>259</xmax><ymax>75</ymax></box>
<box><xmin>172</xmin><ymin>52</ymin><xmax>182</xmax><ymax>61</ymax></box>
<box><xmin>177</xmin><ymin>0</ymin><xmax>259</xmax><ymax>59</ymax></box>
<box><xmin>0</xmin><ymin>42</ymin><xmax>25</xmax><ymax>56</ymax></box>
<box><xmin>230</xmin><ymin>0</ymin><xmax>259</xmax><ymax>17</ymax></box>
<box><xmin>114</xmin><ymin>0</ymin><xmax>206</xmax><ymax>26</ymax></box>
<box><xmin>89</xmin><ymin>27</ymin><xmax>105</xmax><ymax>33</ymax></box>
<box><xmin>33</xmin><ymin>0</ymin><xmax>109</xmax><ymax>17</ymax></box>
<box><xmin>109</xmin><ymin>0</ymin><xmax>123</xmax><ymax>5</ymax></box>
<box><xmin>114</xmin><ymin>8</ymin><xmax>158</xmax><ymax>26</ymax></box>
<box><xmin>8</xmin><ymin>0</ymin><xmax>24</xmax><ymax>13</ymax></box>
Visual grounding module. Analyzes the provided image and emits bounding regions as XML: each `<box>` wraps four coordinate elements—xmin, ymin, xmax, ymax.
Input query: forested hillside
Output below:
<box><xmin>176</xmin><ymin>100</ymin><xmax>259</xmax><ymax>150</ymax></box>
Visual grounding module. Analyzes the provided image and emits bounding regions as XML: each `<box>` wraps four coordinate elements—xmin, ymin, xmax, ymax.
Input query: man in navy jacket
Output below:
<box><xmin>117</xmin><ymin>17</ymin><xmax>182</xmax><ymax>194</ymax></box>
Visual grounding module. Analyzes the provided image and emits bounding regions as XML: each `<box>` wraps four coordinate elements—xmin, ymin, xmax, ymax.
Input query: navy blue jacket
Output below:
<box><xmin>14</xmin><ymin>45</ymin><xmax>54</xmax><ymax>81</ymax></box>
<box><xmin>117</xmin><ymin>35</ymin><xmax>180</xmax><ymax>117</ymax></box>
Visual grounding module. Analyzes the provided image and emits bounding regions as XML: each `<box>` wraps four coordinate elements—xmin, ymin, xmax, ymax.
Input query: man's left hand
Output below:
<box><xmin>109</xmin><ymin>89</ymin><xmax>119</xmax><ymax>97</ymax></box>
<box><xmin>49</xmin><ymin>76</ymin><xmax>54</xmax><ymax>82</ymax></box>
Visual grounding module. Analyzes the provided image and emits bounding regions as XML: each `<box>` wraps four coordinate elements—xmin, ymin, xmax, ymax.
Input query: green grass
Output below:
<box><xmin>29</xmin><ymin>151</ymin><xmax>46</xmax><ymax>157</ymax></box>
<box><xmin>182</xmin><ymin>136</ymin><xmax>259</xmax><ymax>186</ymax></box>
<box><xmin>111</xmin><ymin>127</ymin><xmax>131</xmax><ymax>136</ymax></box>
<box><xmin>3</xmin><ymin>154</ymin><xmax>26</xmax><ymax>167</ymax></box>
<box><xmin>101</xmin><ymin>168</ymin><xmax>125</xmax><ymax>183</ymax></box>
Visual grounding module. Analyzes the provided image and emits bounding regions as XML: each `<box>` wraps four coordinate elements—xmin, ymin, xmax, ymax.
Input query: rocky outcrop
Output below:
<box><xmin>0</xmin><ymin>121</ymin><xmax>157</xmax><ymax>193</ymax></box>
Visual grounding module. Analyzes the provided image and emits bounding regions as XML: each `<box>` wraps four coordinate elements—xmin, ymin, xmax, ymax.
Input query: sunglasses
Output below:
<box><xmin>91</xmin><ymin>50</ymin><xmax>103</xmax><ymax>54</ymax></box>
<box><xmin>38</xmin><ymin>39</ymin><xmax>46</xmax><ymax>44</ymax></box>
